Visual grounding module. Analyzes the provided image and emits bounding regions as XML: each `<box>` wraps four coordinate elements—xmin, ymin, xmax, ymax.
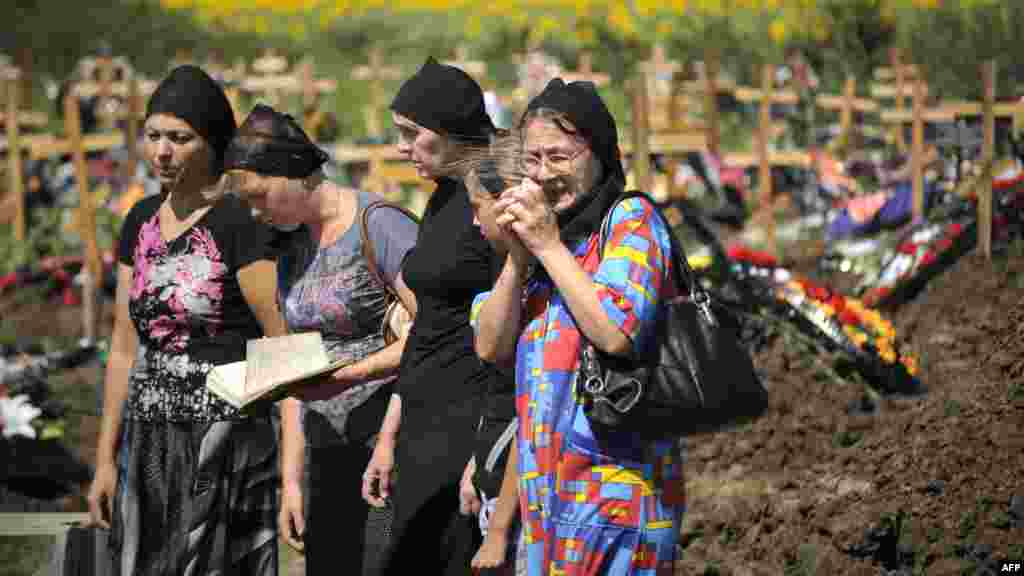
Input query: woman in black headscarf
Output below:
<box><xmin>86</xmin><ymin>65</ymin><xmax>286</xmax><ymax>575</ymax></box>
<box><xmin>472</xmin><ymin>79</ymin><xmax>686</xmax><ymax>575</ymax></box>
<box><xmin>359</xmin><ymin>57</ymin><xmax>510</xmax><ymax>575</ymax></box>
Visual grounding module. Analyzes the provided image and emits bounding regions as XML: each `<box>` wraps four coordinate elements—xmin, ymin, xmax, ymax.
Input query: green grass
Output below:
<box><xmin>0</xmin><ymin>537</ymin><xmax>53</xmax><ymax>576</ymax></box>
<box><xmin>279</xmin><ymin>540</ymin><xmax>303</xmax><ymax>575</ymax></box>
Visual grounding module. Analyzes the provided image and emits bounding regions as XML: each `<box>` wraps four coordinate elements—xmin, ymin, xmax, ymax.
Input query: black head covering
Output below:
<box><xmin>146</xmin><ymin>65</ymin><xmax>236</xmax><ymax>172</ymax></box>
<box><xmin>390</xmin><ymin>57</ymin><xmax>495</xmax><ymax>143</ymax></box>
<box><xmin>222</xmin><ymin>104</ymin><xmax>330</xmax><ymax>179</ymax></box>
<box><xmin>520</xmin><ymin>78</ymin><xmax>626</xmax><ymax>248</ymax></box>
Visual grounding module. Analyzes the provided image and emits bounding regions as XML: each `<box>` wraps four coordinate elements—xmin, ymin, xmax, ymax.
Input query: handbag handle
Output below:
<box><xmin>360</xmin><ymin>198</ymin><xmax>421</xmax><ymax>298</ymax></box>
<box><xmin>581</xmin><ymin>190</ymin><xmax>715</xmax><ymax>394</ymax></box>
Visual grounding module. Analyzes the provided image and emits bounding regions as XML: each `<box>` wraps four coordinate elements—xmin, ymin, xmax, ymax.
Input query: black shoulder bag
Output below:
<box><xmin>578</xmin><ymin>191</ymin><xmax>769</xmax><ymax>438</ymax></box>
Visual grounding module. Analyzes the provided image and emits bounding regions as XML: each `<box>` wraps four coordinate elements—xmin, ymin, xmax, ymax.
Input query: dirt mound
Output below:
<box><xmin>678</xmin><ymin>253</ymin><xmax>1024</xmax><ymax>575</ymax></box>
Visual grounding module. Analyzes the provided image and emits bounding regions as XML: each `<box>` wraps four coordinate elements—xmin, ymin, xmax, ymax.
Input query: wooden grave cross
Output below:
<box><xmin>244</xmin><ymin>49</ymin><xmax>292</xmax><ymax>109</ymax></box>
<box><xmin>3</xmin><ymin>68</ymin><xmax>26</xmax><ymax>241</ymax></box>
<box><xmin>815</xmin><ymin>75</ymin><xmax>879</xmax><ymax>148</ymax></box>
<box><xmin>561</xmin><ymin>52</ymin><xmax>610</xmax><ymax>87</ymax></box>
<box><xmin>351</xmin><ymin>47</ymin><xmax>403</xmax><ymax>139</ymax></box>
<box><xmin>443</xmin><ymin>45</ymin><xmax>487</xmax><ymax>83</ymax></box>
<box><xmin>640</xmin><ymin>43</ymin><xmax>681</xmax><ymax>100</ymax></box>
<box><xmin>0</xmin><ymin>59</ymin><xmax>47</xmax><ymax>129</ymax></box>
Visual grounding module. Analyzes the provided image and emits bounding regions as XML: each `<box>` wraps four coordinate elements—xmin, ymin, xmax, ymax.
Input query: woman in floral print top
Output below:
<box><xmin>86</xmin><ymin>66</ymin><xmax>287</xmax><ymax>576</ymax></box>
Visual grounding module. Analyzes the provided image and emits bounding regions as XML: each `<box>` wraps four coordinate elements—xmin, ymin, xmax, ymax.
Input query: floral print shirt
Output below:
<box><xmin>118</xmin><ymin>194</ymin><xmax>275</xmax><ymax>422</ymax></box>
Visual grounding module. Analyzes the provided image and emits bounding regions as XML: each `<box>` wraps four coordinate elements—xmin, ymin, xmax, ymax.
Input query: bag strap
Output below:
<box><xmin>484</xmin><ymin>418</ymin><xmax>518</xmax><ymax>474</ymax></box>
<box><xmin>597</xmin><ymin>190</ymin><xmax>715</xmax><ymax>321</ymax></box>
<box><xmin>359</xmin><ymin>198</ymin><xmax>421</xmax><ymax>299</ymax></box>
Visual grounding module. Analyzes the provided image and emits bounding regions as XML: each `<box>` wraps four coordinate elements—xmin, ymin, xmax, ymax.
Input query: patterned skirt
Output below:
<box><xmin>110</xmin><ymin>417</ymin><xmax>278</xmax><ymax>576</ymax></box>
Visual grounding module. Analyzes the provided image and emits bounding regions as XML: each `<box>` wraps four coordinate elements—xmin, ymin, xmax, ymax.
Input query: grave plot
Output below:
<box><xmin>0</xmin><ymin>340</ymin><xmax>99</xmax><ymax>512</ymax></box>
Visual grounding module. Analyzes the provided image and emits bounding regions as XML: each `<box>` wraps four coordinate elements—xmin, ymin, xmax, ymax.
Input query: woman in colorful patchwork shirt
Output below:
<box><xmin>472</xmin><ymin>79</ymin><xmax>686</xmax><ymax>575</ymax></box>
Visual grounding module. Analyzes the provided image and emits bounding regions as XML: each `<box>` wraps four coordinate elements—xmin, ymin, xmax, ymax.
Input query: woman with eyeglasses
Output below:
<box><xmin>471</xmin><ymin>79</ymin><xmax>686</xmax><ymax>575</ymax></box>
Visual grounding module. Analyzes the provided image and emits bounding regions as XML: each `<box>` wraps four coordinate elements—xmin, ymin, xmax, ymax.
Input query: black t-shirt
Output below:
<box><xmin>391</xmin><ymin>178</ymin><xmax>507</xmax><ymax>529</ymax></box>
<box><xmin>117</xmin><ymin>194</ymin><xmax>274</xmax><ymax>422</ymax></box>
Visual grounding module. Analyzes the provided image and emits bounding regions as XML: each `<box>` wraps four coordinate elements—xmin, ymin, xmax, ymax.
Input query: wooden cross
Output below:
<box><xmin>0</xmin><ymin>61</ymin><xmax>46</xmax><ymax>130</ymax></box>
<box><xmin>170</xmin><ymin>48</ymin><xmax>195</xmax><ymax>70</ymax></box>
<box><xmin>733</xmin><ymin>81</ymin><xmax>798</xmax><ymax>143</ymax></box>
<box><xmin>815</xmin><ymin>75</ymin><xmax>879</xmax><ymax>149</ymax></box>
<box><xmin>874</xmin><ymin>64</ymin><xmax>919</xmax><ymax>83</ymax></box>
<box><xmin>62</xmin><ymin>89</ymin><xmax>103</xmax><ymax>294</ymax></box>
<box><xmin>979</xmin><ymin>60</ymin><xmax>996</xmax><ymax>260</ymax></box>
<box><xmin>3</xmin><ymin>69</ymin><xmax>25</xmax><ymax>241</ymax></box>
<box><xmin>244</xmin><ymin>49</ymin><xmax>291</xmax><ymax>108</ymax></box>
<box><xmin>561</xmin><ymin>52</ymin><xmax>610</xmax><ymax>87</ymax></box>
<box><xmin>639</xmin><ymin>44</ymin><xmax>681</xmax><ymax>100</ymax></box>
<box><xmin>443</xmin><ymin>45</ymin><xmax>487</xmax><ymax>84</ymax></box>
<box><xmin>756</xmin><ymin>65</ymin><xmax>777</xmax><ymax>254</ymax></box>
<box><xmin>351</xmin><ymin>47</ymin><xmax>402</xmax><ymax>139</ymax></box>
<box><xmin>72</xmin><ymin>55</ymin><xmax>156</xmax><ymax>101</ymax></box>
<box><xmin>241</xmin><ymin>52</ymin><xmax>337</xmax><ymax>129</ymax></box>
<box><xmin>299</xmin><ymin>58</ymin><xmax>338</xmax><ymax>137</ymax></box>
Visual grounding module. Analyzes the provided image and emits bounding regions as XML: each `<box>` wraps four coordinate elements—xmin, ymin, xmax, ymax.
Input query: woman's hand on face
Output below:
<box><xmin>496</xmin><ymin>179</ymin><xmax>560</xmax><ymax>257</ymax></box>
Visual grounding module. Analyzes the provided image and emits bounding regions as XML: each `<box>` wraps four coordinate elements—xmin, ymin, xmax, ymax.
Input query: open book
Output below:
<box><xmin>205</xmin><ymin>332</ymin><xmax>346</xmax><ymax>410</ymax></box>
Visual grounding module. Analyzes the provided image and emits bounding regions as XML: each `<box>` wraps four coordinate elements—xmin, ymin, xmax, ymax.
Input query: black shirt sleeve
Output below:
<box><xmin>116</xmin><ymin>195</ymin><xmax>162</xmax><ymax>267</ymax></box>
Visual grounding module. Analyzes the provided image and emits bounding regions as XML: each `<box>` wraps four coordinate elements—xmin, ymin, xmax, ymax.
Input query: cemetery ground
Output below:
<box><xmin>1</xmin><ymin>245</ymin><xmax>1022</xmax><ymax>575</ymax></box>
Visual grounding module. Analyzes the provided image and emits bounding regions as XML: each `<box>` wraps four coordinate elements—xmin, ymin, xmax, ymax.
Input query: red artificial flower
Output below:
<box><xmin>751</xmin><ymin>250</ymin><xmax>778</xmax><ymax>267</ymax></box>
<box><xmin>0</xmin><ymin>273</ymin><xmax>17</xmax><ymax>291</ymax></box>
<box><xmin>920</xmin><ymin>251</ymin><xmax>937</xmax><ymax>267</ymax></box>
<box><xmin>62</xmin><ymin>286</ymin><xmax>80</xmax><ymax>307</ymax></box>
<box><xmin>829</xmin><ymin>295</ymin><xmax>846</xmax><ymax>314</ymax></box>
<box><xmin>727</xmin><ymin>244</ymin><xmax>749</xmax><ymax>261</ymax></box>
<box><xmin>839</xmin><ymin>309</ymin><xmax>861</xmax><ymax>326</ymax></box>
<box><xmin>936</xmin><ymin>238</ymin><xmax>953</xmax><ymax>252</ymax></box>
<box><xmin>949</xmin><ymin>223</ymin><xmax>963</xmax><ymax>236</ymax></box>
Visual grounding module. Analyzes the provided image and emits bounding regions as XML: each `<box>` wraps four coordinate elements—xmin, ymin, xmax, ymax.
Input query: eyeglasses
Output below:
<box><xmin>519</xmin><ymin>147</ymin><xmax>586</xmax><ymax>174</ymax></box>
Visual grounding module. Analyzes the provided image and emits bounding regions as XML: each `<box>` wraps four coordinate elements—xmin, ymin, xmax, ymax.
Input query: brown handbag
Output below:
<box><xmin>359</xmin><ymin>199</ymin><xmax>420</xmax><ymax>345</ymax></box>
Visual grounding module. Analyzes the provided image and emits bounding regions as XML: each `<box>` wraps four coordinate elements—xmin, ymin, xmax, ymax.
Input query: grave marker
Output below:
<box><xmin>561</xmin><ymin>52</ymin><xmax>610</xmax><ymax>87</ymax></box>
<box><xmin>628</xmin><ymin>74</ymin><xmax>652</xmax><ymax>195</ymax></box>
<box><xmin>443</xmin><ymin>45</ymin><xmax>487</xmax><ymax>83</ymax></box>
<box><xmin>351</xmin><ymin>48</ymin><xmax>402</xmax><ymax>139</ymax></box>
<box><xmin>979</xmin><ymin>59</ymin><xmax>995</xmax><ymax>260</ymax></box>
<box><xmin>4</xmin><ymin>70</ymin><xmax>25</xmax><ymax>241</ymax></box>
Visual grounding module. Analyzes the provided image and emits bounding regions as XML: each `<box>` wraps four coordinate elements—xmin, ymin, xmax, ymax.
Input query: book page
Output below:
<box><xmin>245</xmin><ymin>333</ymin><xmax>330</xmax><ymax>396</ymax></box>
<box><xmin>206</xmin><ymin>361</ymin><xmax>247</xmax><ymax>409</ymax></box>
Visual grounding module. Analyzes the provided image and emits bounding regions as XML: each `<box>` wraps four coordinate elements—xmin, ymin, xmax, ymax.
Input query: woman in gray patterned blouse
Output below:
<box><xmin>221</xmin><ymin>105</ymin><xmax>418</xmax><ymax>576</ymax></box>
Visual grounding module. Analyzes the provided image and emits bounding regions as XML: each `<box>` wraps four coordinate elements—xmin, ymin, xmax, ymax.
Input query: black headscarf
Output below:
<box><xmin>146</xmin><ymin>65</ymin><xmax>236</xmax><ymax>174</ymax></box>
<box><xmin>222</xmin><ymin>104</ymin><xmax>330</xmax><ymax>179</ymax></box>
<box><xmin>390</xmin><ymin>57</ymin><xmax>496</xmax><ymax>144</ymax></box>
<box><xmin>521</xmin><ymin>78</ymin><xmax>626</xmax><ymax>249</ymax></box>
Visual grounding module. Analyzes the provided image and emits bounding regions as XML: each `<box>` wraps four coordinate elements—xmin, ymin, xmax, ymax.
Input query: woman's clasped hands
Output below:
<box><xmin>492</xmin><ymin>178</ymin><xmax>559</xmax><ymax>265</ymax></box>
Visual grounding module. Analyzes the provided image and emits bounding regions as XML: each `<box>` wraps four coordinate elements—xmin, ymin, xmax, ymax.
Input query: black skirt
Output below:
<box><xmin>110</xmin><ymin>418</ymin><xmax>278</xmax><ymax>576</ymax></box>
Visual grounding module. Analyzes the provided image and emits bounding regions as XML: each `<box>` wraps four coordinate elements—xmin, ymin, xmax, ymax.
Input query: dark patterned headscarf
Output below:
<box><xmin>222</xmin><ymin>104</ymin><xmax>330</xmax><ymax>179</ymax></box>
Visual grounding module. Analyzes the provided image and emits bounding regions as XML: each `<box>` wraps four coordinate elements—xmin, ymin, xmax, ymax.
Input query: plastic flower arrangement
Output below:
<box><xmin>1</xmin><ymin>394</ymin><xmax>43</xmax><ymax>439</ymax></box>
<box><xmin>862</xmin><ymin>217</ymin><xmax>972</xmax><ymax>308</ymax></box>
<box><xmin>781</xmin><ymin>277</ymin><xmax>919</xmax><ymax>382</ymax></box>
